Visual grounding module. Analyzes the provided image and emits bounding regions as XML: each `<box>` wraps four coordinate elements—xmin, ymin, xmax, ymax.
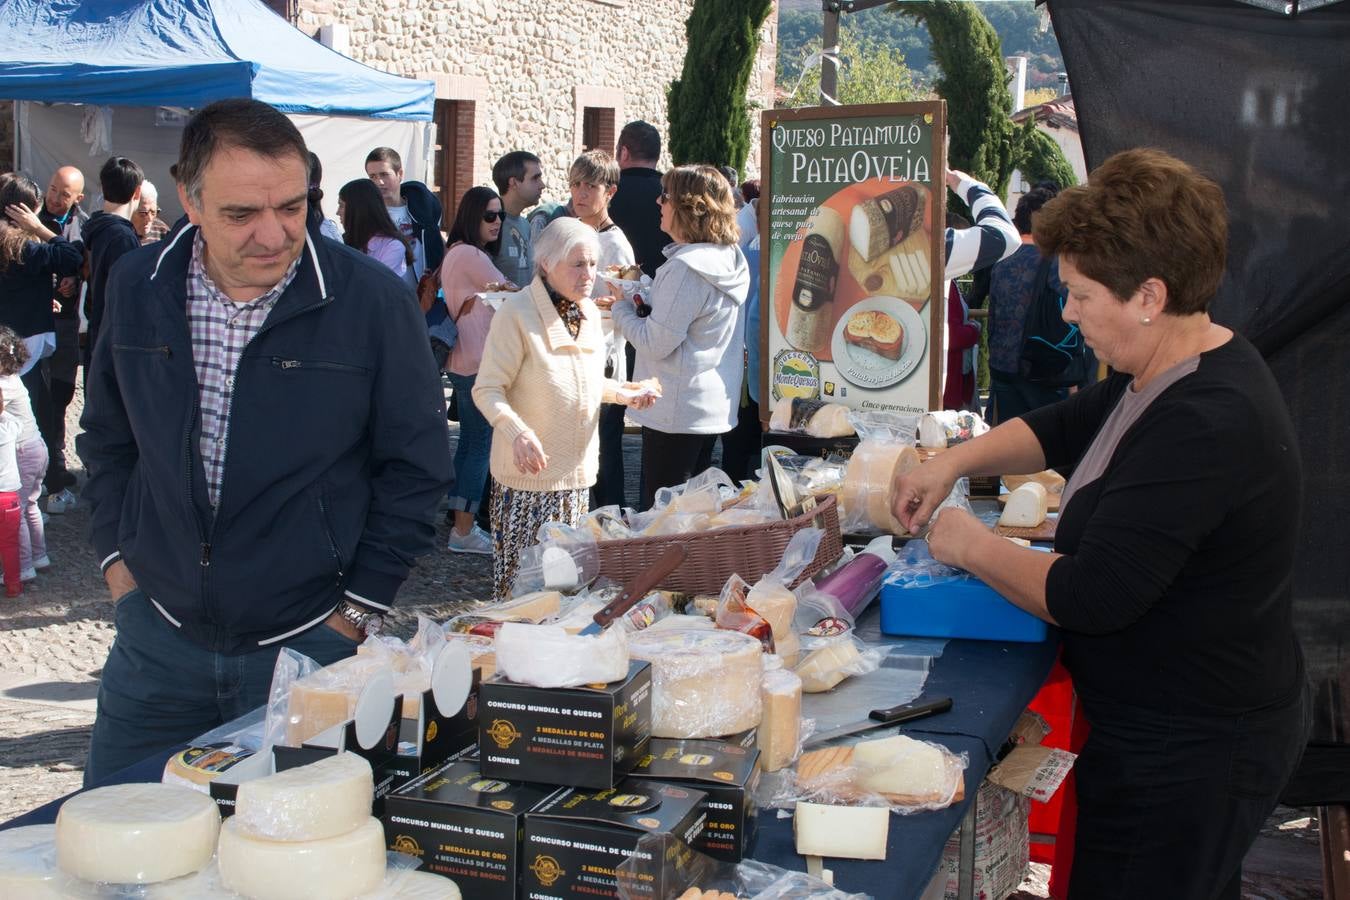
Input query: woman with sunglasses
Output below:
<box><xmin>610</xmin><ymin>165</ymin><xmax>749</xmax><ymax>509</ymax></box>
<box><xmin>440</xmin><ymin>186</ymin><xmax>517</xmax><ymax>555</ymax></box>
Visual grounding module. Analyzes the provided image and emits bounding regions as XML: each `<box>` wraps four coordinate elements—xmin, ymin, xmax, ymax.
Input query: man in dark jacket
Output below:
<box><xmin>77</xmin><ymin>99</ymin><xmax>452</xmax><ymax>783</ymax></box>
<box><xmin>82</xmin><ymin>156</ymin><xmax>144</xmax><ymax>381</ymax></box>
<box><xmin>37</xmin><ymin>165</ymin><xmax>88</xmax><ymax>501</ymax></box>
<box><xmin>609</xmin><ymin>121</ymin><xmax>670</xmax><ymax>280</ymax></box>
<box><xmin>365</xmin><ymin>146</ymin><xmax>445</xmax><ymax>279</ymax></box>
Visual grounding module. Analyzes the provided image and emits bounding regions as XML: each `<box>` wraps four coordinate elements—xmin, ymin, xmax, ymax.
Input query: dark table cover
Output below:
<box><xmin>2</xmin><ymin>632</ymin><xmax>1059</xmax><ymax>898</ymax></box>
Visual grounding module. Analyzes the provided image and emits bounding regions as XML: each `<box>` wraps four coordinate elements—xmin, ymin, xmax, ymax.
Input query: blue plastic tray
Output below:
<box><xmin>879</xmin><ymin>546</ymin><xmax>1049</xmax><ymax>643</ymax></box>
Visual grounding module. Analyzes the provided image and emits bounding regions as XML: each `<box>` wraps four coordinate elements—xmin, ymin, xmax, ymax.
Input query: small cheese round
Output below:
<box><xmin>494</xmin><ymin>622</ymin><xmax>629</xmax><ymax>688</ymax></box>
<box><xmin>234</xmin><ymin>751</ymin><xmax>374</xmax><ymax>842</ymax></box>
<box><xmin>0</xmin><ymin>824</ymin><xmax>72</xmax><ymax>899</ymax></box>
<box><xmin>628</xmin><ymin>628</ymin><xmax>763</xmax><ymax>738</ymax></box>
<box><xmin>218</xmin><ymin>815</ymin><xmax>387</xmax><ymax>900</ymax></box>
<box><xmin>55</xmin><ymin>782</ymin><xmax>220</xmax><ymax>884</ymax></box>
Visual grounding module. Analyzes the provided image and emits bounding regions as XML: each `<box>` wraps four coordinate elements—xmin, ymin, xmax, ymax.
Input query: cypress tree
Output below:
<box><xmin>1013</xmin><ymin>121</ymin><xmax>1078</xmax><ymax>190</ymax></box>
<box><xmin>668</xmin><ymin>0</ymin><xmax>775</xmax><ymax>173</ymax></box>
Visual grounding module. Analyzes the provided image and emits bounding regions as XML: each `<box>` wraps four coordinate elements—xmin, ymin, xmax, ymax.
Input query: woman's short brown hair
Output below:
<box><xmin>1034</xmin><ymin>148</ymin><xmax>1227</xmax><ymax>315</ymax></box>
<box><xmin>662</xmin><ymin>165</ymin><xmax>739</xmax><ymax>246</ymax></box>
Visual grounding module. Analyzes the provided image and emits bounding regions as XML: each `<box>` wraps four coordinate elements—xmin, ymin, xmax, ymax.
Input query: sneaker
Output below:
<box><xmin>47</xmin><ymin>489</ymin><xmax>77</xmax><ymax>514</ymax></box>
<box><xmin>20</xmin><ymin>567</ymin><xmax>37</xmax><ymax>582</ymax></box>
<box><xmin>446</xmin><ymin>525</ymin><xmax>492</xmax><ymax>555</ymax></box>
<box><xmin>33</xmin><ymin>555</ymin><xmax>51</xmax><ymax>571</ymax></box>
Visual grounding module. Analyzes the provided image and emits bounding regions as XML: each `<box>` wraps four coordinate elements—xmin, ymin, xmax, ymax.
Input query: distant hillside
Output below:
<box><xmin>777</xmin><ymin>1</ymin><xmax>1066</xmax><ymax>90</ymax></box>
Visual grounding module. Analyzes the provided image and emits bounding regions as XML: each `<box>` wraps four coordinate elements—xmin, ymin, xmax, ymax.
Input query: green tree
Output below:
<box><xmin>668</xmin><ymin>0</ymin><xmax>775</xmax><ymax>173</ymax></box>
<box><xmin>1013</xmin><ymin>121</ymin><xmax>1078</xmax><ymax>189</ymax></box>
<box><xmin>778</xmin><ymin>33</ymin><xmax>929</xmax><ymax>108</ymax></box>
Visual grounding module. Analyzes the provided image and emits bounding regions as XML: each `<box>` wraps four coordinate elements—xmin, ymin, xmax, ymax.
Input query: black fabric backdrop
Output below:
<box><xmin>1048</xmin><ymin>0</ymin><xmax>1350</xmax><ymax>800</ymax></box>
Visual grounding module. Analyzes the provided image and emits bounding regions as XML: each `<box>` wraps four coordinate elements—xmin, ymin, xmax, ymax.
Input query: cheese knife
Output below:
<box><xmin>579</xmin><ymin>544</ymin><xmax>686</xmax><ymax>636</ymax></box>
<box><xmin>801</xmin><ymin>695</ymin><xmax>953</xmax><ymax>749</ymax></box>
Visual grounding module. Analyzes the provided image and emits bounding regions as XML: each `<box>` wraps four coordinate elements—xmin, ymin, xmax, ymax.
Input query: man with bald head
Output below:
<box><xmin>37</xmin><ymin>165</ymin><xmax>88</xmax><ymax>501</ymax></box>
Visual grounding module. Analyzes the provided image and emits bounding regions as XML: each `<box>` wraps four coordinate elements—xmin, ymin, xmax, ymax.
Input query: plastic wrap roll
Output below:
<box><xmin>628</xmin><ymin>628</ymin><xmax>763</xmax><ymax>738</ymax></box>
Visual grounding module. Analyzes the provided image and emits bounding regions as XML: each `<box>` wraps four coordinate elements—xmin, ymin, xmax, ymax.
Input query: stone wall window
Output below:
<box><xmin>582</xmin><ymin>107</ymin><xmax>616</xmax><ymax>154</ymax></box>
<box><xmin>434</xmin><ymin>98</ymin><xmax>477</xmax><ymax>223</ymax></box>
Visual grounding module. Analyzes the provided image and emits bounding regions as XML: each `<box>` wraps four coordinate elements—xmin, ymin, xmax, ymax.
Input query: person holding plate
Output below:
<box><xmin>440</xmin><ymin>186</ymin><xmax>517</xmax><ymax>555</ymax></box>
<box><xmin>474</xmin><ymin>218</ymin><xmax>658</xmax><ymax>599</ymax></box>
<box><xmin>610</xmin><ymin>164</ymin><xmax>749</xmax><ymax>510</ymax></box>
<box><xmin>891</xmin><ymin>148</ymin><xmax>1309</xmax><ymax>899</ymax></box>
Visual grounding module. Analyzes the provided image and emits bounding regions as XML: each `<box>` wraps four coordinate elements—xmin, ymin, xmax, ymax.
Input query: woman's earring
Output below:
<box><xmin>1140</xmin><ymin>316</ymin><xmax>1152</xmax><ymax>325</ymax></box>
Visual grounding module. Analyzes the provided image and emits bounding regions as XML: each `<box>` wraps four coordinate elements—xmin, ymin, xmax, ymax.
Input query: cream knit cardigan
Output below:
<box><xmin>473</xmin><ymin>277</ymin><xmax>620</xmax><ymax>492</ymax></box>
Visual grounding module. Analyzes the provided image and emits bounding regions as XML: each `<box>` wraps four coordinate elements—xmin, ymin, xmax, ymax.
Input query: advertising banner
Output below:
<box><xmin>759</xmin><ymin>101</ymin><xmax>946</xmax><ymax>420</ymax></box>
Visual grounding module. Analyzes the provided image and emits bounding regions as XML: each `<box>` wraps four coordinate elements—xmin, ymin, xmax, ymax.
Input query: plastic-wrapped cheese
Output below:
<box><xmin>55</xmin><ymin>782</ymin><xmax>220</xmax><ymax>884</ymax></box>
<box><xmin>794</xmin><ymin>802</ymin><xmax>889</xmax><ymax>859</ymax></box>
<box><xmin>746</xmin><ymin>580</ymin><xmax>799</xmax><ymax>666</ymax></box>
<box><xmin>628</xmin><ymin>628</ymin><xmax>763</xmax><ymax>738</ymax></box>
<box><xmin>494</xmin><ymin>622</ymin><xmax>629</xmax><ymax>688</ymax></box>
<box><xmin>364</xmin><ymin>869</ymin><xmax>464</xmax><ymax>899</ymax></box>
<box><xmin>234</xmin><ymin>751</ymin><xmax>374</xmax><ymax>842</ymax></box>
<box><xmin>147</xmin><ymin>863</ymin><xmax>243</xmax><ymax>898</ymax></box>
<box><xmin>841</xmin><ymin>442</ymin><xmax>921</xmax><ymax>534</ymax></box>
<box><xmin>286</xmin><ymin>655</ymin><xmax>386</xmax><ymax>746</ymax></box>
<box><xmin>794</xmin><ymin>638</ymin><xmax>862</xmax><ymax>693</ymax></box>
<box><xmin>852</xmin><ymin>734</ymin><xmax>949</xmax><ymax>800</ymax></box>
<box><xmin>218</xmin><ymin>815</ymin><xmax>386</xmax><ymax>900</ymax></box>
<box><xmin>998</xmin><ymin>481</ymin><xmax>1049</xmax><ymax>528</ymax></box>
<box><xmin>758</xmin><ymin>665</ymin><xmax>803</xmax><ymax>772</ymax></box>
<box><xmin>0</xmin><ymin>824</ymin><xmax>75</xmax><ymax>899</ymax></box>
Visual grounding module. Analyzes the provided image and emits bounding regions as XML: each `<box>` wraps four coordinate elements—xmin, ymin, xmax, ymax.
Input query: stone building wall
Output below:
<box><xmin>292</xmin><ymin>0</ymin><xmax>776</xmax><ymax>213</ymax></box>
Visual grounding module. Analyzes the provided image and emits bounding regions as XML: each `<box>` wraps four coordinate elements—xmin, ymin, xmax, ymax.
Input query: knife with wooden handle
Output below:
<box><xmin>579</xmin><ymin>544</ymin><xmax>686</xmax><ymax>636</ymax></box>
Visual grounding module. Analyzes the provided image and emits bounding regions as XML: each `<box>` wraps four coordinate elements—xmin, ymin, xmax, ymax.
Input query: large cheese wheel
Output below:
<box><xmin>234</xmin><ymin>751</ymin><xmax>374</xmax><ymax>842</ymax></box>
<box><xmin>0</xmin><ymin>824</ymin><xmax>71</xmax><ymax>899</ymax></box>
<box><xmin>55</xmin><ymin>782</ymin><xmax>220</xmax><ymax>884</ymax></box>
<box><xmin>218</xmin><ymin>815</ymin><xmax>386</xmax><ymax>900</ymax></box>
<box><xmin>628</xmin><ymin>628</ymin><xmax>763</xmax><ymax>738</ymax></box>
<box><xmin>494</xmin><ymin>622</ymin><xmax>630</xmax><ymax>688</ymax></box>
<box><xmin>841</xmin><ymin>442</ymin><xmax>921</xmax><ymax>534</ymax></box>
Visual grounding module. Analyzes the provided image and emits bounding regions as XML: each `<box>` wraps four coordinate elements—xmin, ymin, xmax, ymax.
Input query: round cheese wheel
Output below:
<box><xmin>628</xmin><ymin>628</ymin><xmax>763</xmax><ymax>738</ymax></box>
<box><xmin>55</xmin><ymin>782</ymin><xmax>220</xmax><ymax>885</ymax></box>
<box><xmin>841</xmin><ymin>442</ymin><xmax>920</xmax><ymax>534</ymax></box>
<box><xmin>218</xmin><ymin>815</ymin><xmax>387</xmax><ymax>900</ymax></box>
<box><xmin>234</xmin><ymin>751</ymin><xmax>374</xmax><ymax>842</ymax></box>
<box><xmin>494</xmin><ymin>622</ymin><xmax>629</xmax><ymax>688</ymax></box>
<box><xmin>0</xmin><ymin>824</ymin><xmax>72</xmax><ymax>899</ymax></box>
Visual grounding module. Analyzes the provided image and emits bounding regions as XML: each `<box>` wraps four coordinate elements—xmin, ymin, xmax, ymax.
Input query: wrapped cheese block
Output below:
<box><xmin>841</xmin><ymin>441</ymin><xmax>921</xmax><ymax>534</ymax></box>
<box><xmin>55</xmin><ymin>783</ymin><xmax>220</xmax><ymax>885</ymax></box>
<box><xmin>998</xmin><ymin>481</ymin><xmax>1049</xmax><ymax>528</ymax></box>
<box><xmin>285</xmin><ymin>655</ymin><xmax>386</xmax><ymax>746</ymax></box>
<box><xmin>768</xmin><ymin>398</ymin><xmax>855</xmax><ymax>438</ymax></box>
<box><xmin>758</xmin><ymin>665</ymin><xmax>803</xmax><ymax>772</ymax></box>
<box><xmin>746</xmin><ymin>579</ymin><xmax>799</xmax><ymax>667</ymax></box>
<box><xmin>794</xmin><ymin>638</ymin><xmax>863</xmax><ymax>693</ymax></box>
<box><xmin>234</xmin><ymin>752</ymin><xmax>374</xmax><ymax>842</ymax></box>
<box><xmin>217</xmin><ymin>816</ymin><xmax>387</xmax><ymax>900</ymax></box>
<box><xmin>628</xmin><ymin>628</ymin><xmax>763</xmax><ymax>738</ymax></box>
<box><xmin>494</xmin><ymin>622</ymin><xmax>629</xmax><ymax>688</ymax></box>
<box><xmin>0</xmin><ymin>824</ymin><xmax>71</xmax><ymax>899</ymax></box>
<box><xmin>852</xmin><ymin>734</ymin><xmax>950</xmax><ymax>800</ymax></box>
<box><xmin>850</xmin><ymin>185</ymin><xmax>924</xmax><ymax>262</ymax></box>
<box><xmin>794</xmin><ymin>802</ymin><xmax>890</xmax><ymax>859</ymax></box>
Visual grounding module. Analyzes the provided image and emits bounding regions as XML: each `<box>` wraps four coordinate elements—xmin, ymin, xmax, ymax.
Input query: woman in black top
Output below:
<box><xmin>893</xmin><ymin>148</ymin><xmax>1308</xmax><ymax>900</ymax></box>
<box><xmin>1</xmin><ymin>174</ymin><xmax>83</xmax><ymax>341</ymax></box>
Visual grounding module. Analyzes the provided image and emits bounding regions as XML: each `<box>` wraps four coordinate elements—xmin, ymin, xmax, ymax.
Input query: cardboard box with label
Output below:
<box><xmin>478</xmin><ymin>660</ymin><xmax>652</xmax><ymax>790</ymax></box>
<box><xmin>628</xmin><ymin>738</ymin><xmax>761</xmax><ymax>862</ymax></box>
<box><xmin>522</xmin><ymin>780</ymin><xmax>707</xmax><ymax>899</ymax></box>
<box><xmin>383</xmin><ymin>759</ymin><xmax>565</xmax><ymax>900</ymax></box>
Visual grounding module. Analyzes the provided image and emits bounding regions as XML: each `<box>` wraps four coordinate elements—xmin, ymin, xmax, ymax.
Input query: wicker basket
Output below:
<box><xmin>595</xmin><ymin>494</ymin><xmax>844</xmax><ymax>595</ymax></box>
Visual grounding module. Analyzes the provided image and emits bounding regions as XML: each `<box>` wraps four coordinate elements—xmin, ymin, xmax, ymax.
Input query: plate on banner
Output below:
<box><xmin>830</xmin><ymin>296</ymin><xmax>926</xmax><ymax>390</ymax></box>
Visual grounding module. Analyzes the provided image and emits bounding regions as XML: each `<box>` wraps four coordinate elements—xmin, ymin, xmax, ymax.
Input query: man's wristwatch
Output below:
<box><xmin>336</xmin><ymin>599</ymin><xmax>384</xmax><ymax>637</ymax></box>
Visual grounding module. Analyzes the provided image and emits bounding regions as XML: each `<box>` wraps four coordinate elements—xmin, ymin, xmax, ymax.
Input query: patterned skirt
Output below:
<box><xmin>489</xmin><ymin>480</ymin><xmax>590</xmax><ymax>602</ymax></box>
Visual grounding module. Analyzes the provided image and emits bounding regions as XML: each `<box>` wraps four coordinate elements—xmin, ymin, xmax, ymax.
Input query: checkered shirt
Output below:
<box><xmin>187</xmin><ymin>231</ymin><xmax>299</xmax><ymax>509</ymax></box>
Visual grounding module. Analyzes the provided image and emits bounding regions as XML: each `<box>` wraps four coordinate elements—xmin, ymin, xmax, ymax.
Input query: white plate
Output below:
<box><xmin>476</xmin><ymin>291</ymin><xmax>514</xmax><ymax>311</ymax></box>
<box><xmin>598</xmin><ymin>273</ymin><xmax>647</xmax><ymax>299</ymax></box>
<box><xmin>829</xmin><ymin>296</ymin><xmax>926</xmax><ymax>390</ymax></box>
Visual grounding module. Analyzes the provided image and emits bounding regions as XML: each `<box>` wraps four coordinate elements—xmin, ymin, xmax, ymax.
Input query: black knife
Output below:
<box><xmin>801</xmin><ymin>696</ymin><xmax>953</xmax><ymax>749</ymax></box>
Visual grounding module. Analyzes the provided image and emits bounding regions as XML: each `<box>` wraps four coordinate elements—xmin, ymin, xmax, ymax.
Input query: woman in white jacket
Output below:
<box><xmin>610</xmin><ymin>165</ymin><xmax>749</xmax><ymax>509</ymax></box>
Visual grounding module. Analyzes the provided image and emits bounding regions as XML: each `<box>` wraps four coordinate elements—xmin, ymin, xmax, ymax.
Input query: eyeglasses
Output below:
<box><xmin>482</xmin><ymin>211</ymin><xmax>502</xmax><ymax>223</ymax></box>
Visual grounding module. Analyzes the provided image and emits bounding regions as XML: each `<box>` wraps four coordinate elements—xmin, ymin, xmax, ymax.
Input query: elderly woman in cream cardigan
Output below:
<box><xmin>473</xmin><ymin>217</ymin><xmax>659</xmax><ymax>599</ymax></box>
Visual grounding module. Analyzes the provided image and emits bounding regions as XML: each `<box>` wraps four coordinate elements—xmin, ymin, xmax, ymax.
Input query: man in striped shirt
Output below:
<box><xmin>78</xmin><ymin>99</ymin><xmax>451</xmax><ymax>782</ymax></box>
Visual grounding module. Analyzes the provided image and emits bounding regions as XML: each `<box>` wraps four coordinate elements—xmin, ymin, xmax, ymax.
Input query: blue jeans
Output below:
<box><xmin>84</xmin><ymin>589</ymin><xmax>359</xmax><ymax>785</ymax></box>
<box><xmin>446</xmin><ymin>371</ymin><xmax>492</xmax><ymax>515</ymax></box>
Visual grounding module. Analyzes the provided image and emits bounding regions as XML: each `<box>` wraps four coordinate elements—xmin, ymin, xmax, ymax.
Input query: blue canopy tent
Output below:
<box><xmin>1</xmin><ymin>0</ymin><xmax>436</xmax><ymax>221</ymax></box>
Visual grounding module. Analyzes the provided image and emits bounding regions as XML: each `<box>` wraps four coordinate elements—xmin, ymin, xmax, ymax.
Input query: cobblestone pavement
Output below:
<box><xmin>0</xmin><ymin>389</ymin><xmax>1327</xmax><ymax>898</ymax></box>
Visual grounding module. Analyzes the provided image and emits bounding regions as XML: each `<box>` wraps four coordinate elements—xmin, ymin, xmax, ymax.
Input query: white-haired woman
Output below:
<box><xmin>474</xmin><ymin>218</ymin><xmax>657</xmax><ymax>599</ymax></box>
